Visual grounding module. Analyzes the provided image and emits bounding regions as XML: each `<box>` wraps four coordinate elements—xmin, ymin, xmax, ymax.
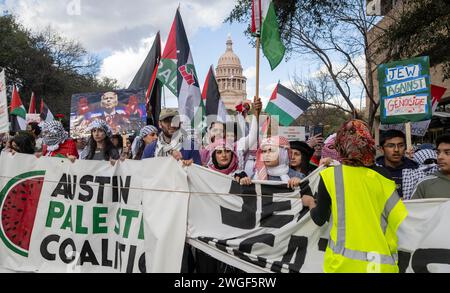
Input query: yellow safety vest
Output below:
<box><xmin>320</xmin><ymin>165</ymin><xmax>408</xmax><ymax>273</ymax></box>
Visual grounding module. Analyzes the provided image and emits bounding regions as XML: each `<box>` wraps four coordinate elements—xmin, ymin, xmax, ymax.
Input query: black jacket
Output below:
<box><xmin>375</xmin><ymin>156</ymin><xmax>419</xmax><ymax>198</ymax></box>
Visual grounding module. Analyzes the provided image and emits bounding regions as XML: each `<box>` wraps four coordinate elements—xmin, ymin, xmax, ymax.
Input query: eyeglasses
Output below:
<box><xmin>383</xmin><ymin>143</ymin><xmax>405</xmax><ymax>149</ymax></box>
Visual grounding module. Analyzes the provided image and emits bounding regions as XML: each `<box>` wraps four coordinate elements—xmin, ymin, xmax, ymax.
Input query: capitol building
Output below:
<box><xmin>215</xmin><ymin>36</ymin><xmax>248</xmax><ymax>111</ymax></box>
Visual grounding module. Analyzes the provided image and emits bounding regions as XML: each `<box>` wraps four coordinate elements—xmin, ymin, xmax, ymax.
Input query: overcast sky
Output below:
<box><xmin>0</xmin><ymin>0</ymin><xmax>365</xmax><ymax>109</ymax></box>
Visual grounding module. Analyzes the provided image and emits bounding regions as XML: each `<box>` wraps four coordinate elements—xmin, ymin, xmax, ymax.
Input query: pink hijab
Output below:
<box><xmin>254</xmin><ymin>136</ymin><xmax>291</xmax><ymax>180</ymax></box>
<box><xmin>206</xmin><ymin>139</ymin><xmax>239</xmax><ymax>175</ymax></box>
<box><xmin>321</xmin><ymin>133</ymin><xmax>342</xmax><ymax>162</ymax></box>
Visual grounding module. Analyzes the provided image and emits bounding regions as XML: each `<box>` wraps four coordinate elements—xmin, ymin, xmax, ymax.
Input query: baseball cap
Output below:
<box><xmin>159</xmin><ymin>108</ymin><xmax>179</xmax><ymax>121</ymax></box>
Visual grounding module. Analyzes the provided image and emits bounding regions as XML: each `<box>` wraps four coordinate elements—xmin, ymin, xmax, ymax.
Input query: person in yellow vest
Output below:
<box><xmin>302</xmin><ymin>119</ymin><xmax>408</xmax><ymax>273</ymax></box>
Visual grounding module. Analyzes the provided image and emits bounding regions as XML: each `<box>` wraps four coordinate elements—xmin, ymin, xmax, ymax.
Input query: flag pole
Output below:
<box><xmin>162</xmin><ymin>85</ymin><xmax>166</xmax><ymax>108</ymax></box>
<box><xmin>255</xmin><ymin>36</ymin><xmax>261</xmax><ymax>146</ymax></box>
<box><xmin>256</xmin><ymin>36</ymin><xmax>261</xmax><ymax>103</ymax></box>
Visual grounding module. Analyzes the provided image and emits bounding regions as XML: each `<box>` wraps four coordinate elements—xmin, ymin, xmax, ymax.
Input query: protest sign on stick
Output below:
<box><xmin>378</xmin><ymin>56</ymin><xmax>432</xmax><ymax>146</ymax></box>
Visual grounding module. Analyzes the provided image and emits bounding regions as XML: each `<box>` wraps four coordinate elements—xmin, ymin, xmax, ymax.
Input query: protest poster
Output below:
<box><xmin>379</xmin><ymin>84</ymin><xmax>447</xmax><ymax>136</ymax></box>
<box><xmin>378</xmin><ymin>56</ymin><xmax>431</xmax><ymax>124</ymax></box>
<box><xmin>70</xmin><ymin>89</ymin><xmax>147</xmax><ymax>138</ymax></box>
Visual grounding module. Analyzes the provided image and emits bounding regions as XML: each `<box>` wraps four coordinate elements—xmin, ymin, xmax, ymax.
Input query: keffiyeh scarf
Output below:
<box><xmin>131</xmin><ymin>125</ymin><xmax>158</xmax><ymax>158</ymax></box>
<box><xmin>86</xmin><ymin>120</ymin><xmax>113</xmax><ymax>137</ymax></box>
<box><xmin>155</xmin><ymin>130</ymin><xmax>183</xmax><ymax>157</ymax></box>
<box><xmin>41</xmin><ymin>121</ymin><xmax>69</xmax><ymax>153</ymax></box>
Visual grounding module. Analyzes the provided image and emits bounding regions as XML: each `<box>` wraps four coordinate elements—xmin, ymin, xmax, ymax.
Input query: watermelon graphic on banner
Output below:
<box><xmin>0</xmin><ymin>171</ymin><xmax>45</xmax><ymax>257</ymax></box>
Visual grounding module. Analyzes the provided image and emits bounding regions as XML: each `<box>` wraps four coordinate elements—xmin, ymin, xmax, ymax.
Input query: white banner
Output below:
<box><xmin>187</xmin><ymin>166</ymin><xmax>328</xmax><ymax>273</ymax></box>
<box><xmin>0</xmin><ymin>70</ymin><xmax>9</xmax><ymax>134</ymax></box>
<box><xmin>2</xmin><ymin>154</ymin><xmax>450</xmax><ymax>273</ymax></box>
<box><xmin>186</xmin><ymin>165</ymin><xmax>450</xmax><ymax>273</ymax></box>
<box><xmin>0</xmin><ymin>153</ymin><xmax>188</xmax><ymax>273</ymax></box>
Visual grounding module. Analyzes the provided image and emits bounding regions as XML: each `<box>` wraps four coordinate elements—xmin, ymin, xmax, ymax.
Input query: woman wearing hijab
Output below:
<box><xmin>131</xmin><ymin>125</ymin><xmax>159</xmax><ymax>160</ymax></box>
<box><xmin>80</xmin><ymin>120</ymin><xmax>119</xmax><ymax>161</ymax></box>
<box><xmin>318</xmin><ymin>133</ymin><xmax>342</xmax><ymax>166</ymax></box>
<box><xmin>41</xmin><ymin>121</ymin><xmax>78</xmax><ymax>159</ymax></box>
<box><xmin>302</xmin><ymin>119</ymin><xmax>407</xmax><ymax>273</ymax></box>
<box><xmin>241</xmin><ymin>136</ymin><xmax>302</xmax><ymax>188</ymax></box>
<box><xmin>320</xmin><ymin>134</ymin><xmax>340</xmax><ymax>160</ymax></box>
<box><xmin>205</xmin><ymin>138</ymin><xmax>249</xmax><ymax>181</ymax></box>
<box><xmin>196</xmin><ymin>138</ymin><xmax>248</xmax><ymax>273</ymax></box>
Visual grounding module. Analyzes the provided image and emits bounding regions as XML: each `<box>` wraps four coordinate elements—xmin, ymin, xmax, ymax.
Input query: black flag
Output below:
<box><xmin>128</xmin><ymin>31</ymin><xmax>162</xmax><ymax>124</ymax></box>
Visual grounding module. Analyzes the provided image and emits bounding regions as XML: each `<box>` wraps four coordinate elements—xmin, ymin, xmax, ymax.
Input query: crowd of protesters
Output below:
<box><xmin>1</xmin><ymin>97</ymin><xmax>450</xmax><ymax>273</ymax></box>
<box><xmin>1</xmin><ymin>100</ymin><xmax>449</xmax><ymax>201</ymax></box>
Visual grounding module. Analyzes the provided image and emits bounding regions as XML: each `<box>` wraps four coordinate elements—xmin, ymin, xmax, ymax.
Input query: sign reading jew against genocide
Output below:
<box><xmin>0</xmin><ymin>153</ymin><xmax>188</xmax><ymax>273</ymax></box>
<box><xmin>378</xmin><ymin>56</ymin><xmax>431</xmax><ymax>124</ymax></box>
<box><xmin>70</xmin><ymin>89</ymin><xmax>147</xmax><ymax>138</ymax></box>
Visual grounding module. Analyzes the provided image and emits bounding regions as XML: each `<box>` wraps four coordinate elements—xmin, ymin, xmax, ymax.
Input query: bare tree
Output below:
<box><xmin>288</xmin><ymin>0</ymin><xmax>386</xmax><ymax>129</ymax></box>
<box><xmin>228</xmin><ymin>0</ymin><xmax>390</xmax><ymax>130</ymax></box>
<box><xmin>34</xmin><ymin>27</ymin><xmax>100</xmax><ymax>77</ymax></box>
<box><xmin>292</xmin><ymin>71</ymin><xmax>351</xmax><ymax>115</ymax></box>
<box><xmin>291</xmin><ymin>72</ymin><xmax>351</xmax><ymax>134</ymax></box>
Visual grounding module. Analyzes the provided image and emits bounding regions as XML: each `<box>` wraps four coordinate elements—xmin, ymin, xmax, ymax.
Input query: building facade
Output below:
<box><xmin>366</xmin><ymin>0</ymin><xmax>450</xmax><ymax>142</ymax></box>
<box><xmin>215</xmin><ymin>36</ymin><xmax>247</xmax><ymax>111</ymax></box>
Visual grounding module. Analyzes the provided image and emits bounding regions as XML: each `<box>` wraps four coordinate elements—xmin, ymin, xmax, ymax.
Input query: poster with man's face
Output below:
<box><xmin>70</xmin><ymin>89</ymin><xmax>147</xmax><ymax>138</ymax></box>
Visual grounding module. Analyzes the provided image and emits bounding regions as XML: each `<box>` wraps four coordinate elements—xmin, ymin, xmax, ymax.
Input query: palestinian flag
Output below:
<box><xmin>40</xmin><ymin>98</ymin><xmax>54</xmax><ymax>123</ymax></box>
<box><xmin>265</xmin><ymin>83</ymin><xmax>311</xmax><ymax>126</ymax></box>
<box><xmin>128</xmin><ymin>32</ymin><xmax>162</xmax><ymax>123</ymax></box>
<box><xmin>431</xmin><ymin>84</ymin><xmax>447</xmax><ymax>112</ymax></box>
<box><xmin>252</xmin><ymin>0</ymin><xmax>286</xmax><ymax>70</ymax></box>
<box><xmin>10</xmin><ymin>85</ymin><xmax>27</xmax><ymax>132</ymax></box>
<box><xmin>202</xmin><ymin>65</ymin><xmax>227</xmax><ymax>126</ymax></box>
<box><xmin>157</xmin><ymin>9</ymin><xmax>204</xmax><ymax>130</ymax></box>
<box><xmin>28</xmin><ymin>92</ymin><xmax>37</xmax><ymax>113</ymax></box>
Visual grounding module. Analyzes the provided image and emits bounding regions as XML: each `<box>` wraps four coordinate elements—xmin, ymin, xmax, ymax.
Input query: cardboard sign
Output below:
<box><xmin>26</xmin><ymin>114</ymin><xmax>41</xmax><ymax>124</ymax></box>
<box><xmin>378</xmin><ymin>56</ymin><xmax>431</xmax><ymax>124</ymax></box>
<box><xmin>278</xmin><ymin>126</ymin><xmax>306</xmax><ymax>141</ymax></box>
